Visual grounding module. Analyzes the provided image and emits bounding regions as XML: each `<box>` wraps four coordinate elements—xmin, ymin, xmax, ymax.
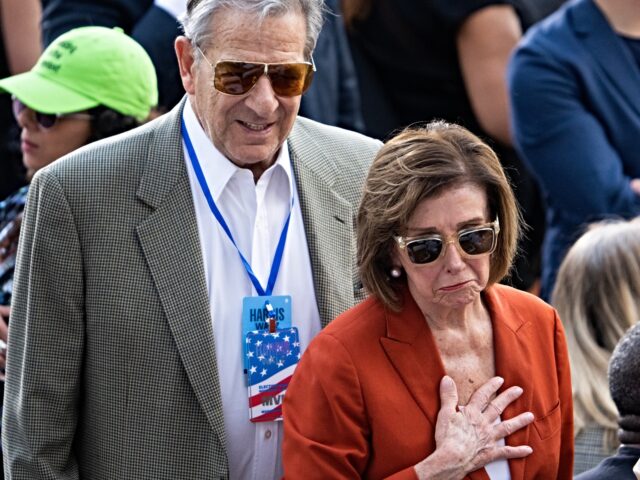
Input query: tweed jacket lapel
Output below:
<box><xmin>135</xmin><ymin>100</ymin><xmax>227</xmax><ymax>453</ymax></box>
<box><xmin>288</xmin><ymin>120</ymin><xmax>358</xmax><ymax>327</ymax></box>
<box><xmin>570</xmin><ymin>0</ymin><xmax>640</xmax><ymax>118</ymax></box>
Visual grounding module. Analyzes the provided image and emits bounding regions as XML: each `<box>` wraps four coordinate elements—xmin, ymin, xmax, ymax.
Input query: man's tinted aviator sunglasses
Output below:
<box><xmin>196</xmin><ymin>46</ymin><xmax>315</xmax><ymax>97</ymax></box>
<box><xmin>395</xmin><ymin>219</ymin><xmax>500</xmax><ymax>265</ymax></box>
<box><xmin>12</xmin><ymin>97</ymin><xmax>93</xmax><ymax>129</ymax></box>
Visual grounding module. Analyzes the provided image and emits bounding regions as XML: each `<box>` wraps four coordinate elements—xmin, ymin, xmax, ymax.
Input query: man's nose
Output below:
<box><xmin>244</xmin><ymin>74</ymin><xmax>279</xmax><ymax>116</ymax></box>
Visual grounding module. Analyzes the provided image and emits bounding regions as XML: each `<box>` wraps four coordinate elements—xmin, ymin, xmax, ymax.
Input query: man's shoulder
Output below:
<box><xmin>41</xmin><ymin>111</ymin><xmax>179</xmax><ymax>192</ymax></box>
<box><xmin>291</xmin><ymin>116</ymin><xmax>382</xmax><ymax>158</ymax></box>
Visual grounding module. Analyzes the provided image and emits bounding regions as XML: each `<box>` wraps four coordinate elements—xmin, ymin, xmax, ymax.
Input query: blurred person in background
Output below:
<box><xmin>552</xmin><ymin>218</ymin><xmax>640</xmax><ymax>474</ymax></box>
<box><xmin>0</xmin><ymin>0</ymin><xmax>41</xmax><ymax>199</ymax></box>
<box><xmin>283</xmin><ymin>122</ymin><xmax>573</xmax><ymax>479</ymax></box>
<box><xmin>0</xmin><ymin>25</ymin><xmax>157</xmax><ymax>382</ymax></box>
<box><xmin>575</xmin><ymin>322</ymin><xmax>640</xmax><ymax>479</ymax></box>
<box><xmin>509</xmin><ymin>0</ymin><xmax>640</xmax><ymax>300</ymax></box>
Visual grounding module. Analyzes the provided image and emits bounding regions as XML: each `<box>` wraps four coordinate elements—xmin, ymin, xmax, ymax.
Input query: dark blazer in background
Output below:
<box><xmin>575</xmin><ymin>446</ymin><xmax>640</xmax><ymax>480</ymax></box>
<box><xmin>509</xmin><ymin>0</ymin><xmax>640</xmax><ymax>298</ymax></box>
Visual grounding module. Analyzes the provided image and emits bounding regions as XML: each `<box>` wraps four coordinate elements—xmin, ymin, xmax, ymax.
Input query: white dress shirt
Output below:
<box><xmin>182</xmin><ymin>101</ymin><xmax>321</xmax><ymax>479</ymax></box>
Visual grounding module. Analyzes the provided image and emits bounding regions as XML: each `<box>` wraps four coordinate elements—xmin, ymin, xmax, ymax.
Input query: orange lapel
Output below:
<box><xmin>484</xmin><ymin>286</ymin><xmax>534</xmax><ymax>480</ymax></box>
<box><xmin>379</xmin><ymin>290</ymin><xmax>444</xmax><ymax>430</ymax></box>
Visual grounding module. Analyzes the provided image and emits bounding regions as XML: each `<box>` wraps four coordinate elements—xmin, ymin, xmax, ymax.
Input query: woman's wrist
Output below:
<box><xmin>413</xmin><ymin>448</ymin><xmax>467</xmax><ymax>480</ymax></box>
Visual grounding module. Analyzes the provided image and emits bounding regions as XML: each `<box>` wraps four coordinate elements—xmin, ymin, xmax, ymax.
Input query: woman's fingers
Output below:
<box><xmin>467</xmin><ymin>376</ymin><xmax>504</xmax><ymax>412</ymax></box>
<box><xmin>438</xmin><ymin>375</ymin><xmax>459</xmax><ymax>412</ymax></box>
<box><xmin>483</xmin><ymin>385</ymin><xmax>524</xmax><ymax>422</ymax></box>
<box><xmin>493</xmin><ymin>411</ymin><xmax>534</xmax><ymax>440</ymax></box>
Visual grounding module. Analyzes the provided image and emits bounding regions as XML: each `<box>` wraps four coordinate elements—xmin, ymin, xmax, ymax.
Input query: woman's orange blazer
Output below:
<box><xmin>283</xmin><ymin>284</ymin><xmax>573</xmax><ymax>479</ymax></box>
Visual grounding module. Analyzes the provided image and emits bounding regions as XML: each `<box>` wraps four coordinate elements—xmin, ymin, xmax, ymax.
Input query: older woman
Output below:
<box><xmin>552</xmin><ymin>218</ymin><xmax>640</xmax><ymax>474</ymax></box>
<box><xmin>283</xmin><ymin>122</ymin><xmax>573</xmax><ymax>479</ymax></box>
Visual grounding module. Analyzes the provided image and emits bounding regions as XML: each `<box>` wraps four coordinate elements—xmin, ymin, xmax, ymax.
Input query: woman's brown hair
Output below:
<box><xmin>357</xmin><ymin>121</ymin><xmax>521</xmax><ymax>310</ymax></box>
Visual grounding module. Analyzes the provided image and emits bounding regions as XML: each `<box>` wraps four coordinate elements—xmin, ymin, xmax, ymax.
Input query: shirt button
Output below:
<box><xmin>265</xmin><ymin>429</ymin><xmax>272</xmax><ymax>439</ymax></box>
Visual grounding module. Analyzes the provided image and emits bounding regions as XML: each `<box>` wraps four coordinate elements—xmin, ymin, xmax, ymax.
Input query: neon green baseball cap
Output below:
<box><xmin>0</xmin><ymin>26</ymin><xmax>158</xmax><ymax>121</ymax></box>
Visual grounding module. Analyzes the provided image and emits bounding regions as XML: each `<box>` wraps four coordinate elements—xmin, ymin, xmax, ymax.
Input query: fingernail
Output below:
<box><xmin>496</xmin><ymin>376</ymin><xmax>504</xmax><ymax>385</ymax></box>
<box><xmin>442</xmin><ymin>376</ymin><xmax>454</xmax><ymax>387</ymax></box>
<box><xmin>526</xmin><ymin>412</ymin><xmax>534</xmax><ymax>421</ymax></box>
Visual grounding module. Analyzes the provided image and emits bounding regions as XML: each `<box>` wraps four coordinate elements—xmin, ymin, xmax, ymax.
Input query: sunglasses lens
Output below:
<box><xmin>214</xmin><ymin>61</ymin><xmax>264</xmax><ymax>95</ymax></box>
<box><xmin>36</xmin><ymin>113</ymin><xmax>58</xmax><ymax>128</ymax></box>
<box><xmin>268</xmin><ymin>63</ymin><xmax>313</xmax><ymax>96</ymax></box>
<box><xmin>214</xmin><ymin>61</ymin><xmax>312</xmax><ymax>97</ymax></box>
<box><xmin>406</xmin><ymin>239</ymin><xmax>442</xmax><ymax>264</ymax></box>
<box><xmin>459</xmin><ymin>228</ymin><xmax>495</xmax><ymax>255</ymax></box>
<box><xmin>12</xmin><ymin>98</ymin><xmax>26</xmax><ymax>119</ymax></box>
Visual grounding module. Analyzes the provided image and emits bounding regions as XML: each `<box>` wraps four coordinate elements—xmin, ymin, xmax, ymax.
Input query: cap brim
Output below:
<box><xmin>0</xmin><ymin>71</ymin><xmax>100</xmax><ymax>114</ymax></box>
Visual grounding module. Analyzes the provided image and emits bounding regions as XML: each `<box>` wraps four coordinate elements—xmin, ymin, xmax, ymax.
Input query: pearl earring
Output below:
<box><xmin>390</xmin><ymin>267</ymin><xmax>402</xmax><ymax>278</ymax></box>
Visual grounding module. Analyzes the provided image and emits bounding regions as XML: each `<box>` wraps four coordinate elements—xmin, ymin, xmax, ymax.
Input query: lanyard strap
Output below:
<box><xmin>181</xmin><ymin>116</ymin><xmax>292</xmax><ymax>296</ymax></box>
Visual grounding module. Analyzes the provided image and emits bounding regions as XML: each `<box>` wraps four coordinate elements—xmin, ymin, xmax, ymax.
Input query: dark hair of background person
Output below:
<box><xmin>87</xmin><ymin>107</ymin><xmax>142</xmax><ymax>143</ymax></box>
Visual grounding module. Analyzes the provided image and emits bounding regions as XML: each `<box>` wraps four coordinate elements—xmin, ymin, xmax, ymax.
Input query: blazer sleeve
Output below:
<box><xmin>282</xmin><ymin>333</ymin><xmax>418</xmax><ymax>480</ymax></box>
<box><xmin>508</xmin><ymin>43</ymin><xmax>640</xmax><ymax>223</ymax></box>
<box><xmin>554</xmin><ymin>309</ymin><xmax>574</xmax><ymax>479</ymax></box>
<box><xmin>2</xmin><ymin>170</ymin><xmax>85</xmax><ymax>479</ymax></box>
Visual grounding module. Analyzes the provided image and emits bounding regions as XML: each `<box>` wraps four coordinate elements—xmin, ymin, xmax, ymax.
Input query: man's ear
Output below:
<box><xmin>175</xmin><ymin>36</ymin><xmax>197</xmax><ymax>95</ymax></box>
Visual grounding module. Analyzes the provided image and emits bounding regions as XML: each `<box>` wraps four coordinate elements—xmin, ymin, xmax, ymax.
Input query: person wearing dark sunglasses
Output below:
<box><xmin>284</xmin><ymin>122</ymin><xmax>574</xmax><ymax>479</ymax></box>
<box><xmin>0</xmin><ymin>25</ymin><xmax>157</xmax><ymax>309</ymax></box>
<box><xmin>2</xmin><ymin>1</ymin><xmax>382</xmax><ymax>479</ymax></box>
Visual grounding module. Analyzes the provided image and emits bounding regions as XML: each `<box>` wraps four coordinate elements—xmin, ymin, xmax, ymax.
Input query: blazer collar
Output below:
<box><xmin>381</xmin><ymin>286</ymin><xmax>534</xmax><ymax>480</ymax></box>
<box><xmin>288</xmin><ymin>119</ymin><xmax>356</xmax><ymax>326</ymax></box>
<box><xmin>569</xmin><ymin>0</ymin><xmax>640</xmax><ymax>117</ymax></box>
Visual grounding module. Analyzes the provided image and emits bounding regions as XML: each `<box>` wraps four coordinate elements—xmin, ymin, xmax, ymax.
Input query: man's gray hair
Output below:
<box><xmin>181</xmin><ymin>0</ymin><xmax>325</xmax><ymax>59</ymax></box>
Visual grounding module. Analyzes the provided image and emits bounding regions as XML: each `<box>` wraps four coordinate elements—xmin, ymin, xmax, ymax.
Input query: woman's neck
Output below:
<box><xmin>419</xmin><ymin>296</ymin><xmax>488</xmax><ymax>333</ymax></box>
<box><xmin>595</xmin><ymin>0</ymin><xmax>640</xmax><ymax>37</ymax></box>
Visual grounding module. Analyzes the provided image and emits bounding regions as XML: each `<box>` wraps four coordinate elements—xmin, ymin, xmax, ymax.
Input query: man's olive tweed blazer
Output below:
<box><xmin>2</xmin><ymin>98</ymin><xmax>381</xmax><ymax>479</ymax></box>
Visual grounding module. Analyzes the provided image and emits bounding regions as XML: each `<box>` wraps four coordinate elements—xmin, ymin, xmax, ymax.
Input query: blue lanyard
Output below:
<box><xmin>181</xmin><ymin>116</ymin><xmax>293</xmax><ymax>296</ymax></box>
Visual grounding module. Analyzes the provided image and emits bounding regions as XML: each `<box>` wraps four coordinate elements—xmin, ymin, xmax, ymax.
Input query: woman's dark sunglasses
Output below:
<box><xmin>12</xmin><ymin>97</ymin><xmax>93</xmax><ymax>129</ymax></box>
<box><xmin>196</xmin><ymin>46</ymin><xmax>315</xmax><ymax>97</ymax></box>
<box><xmin>395</xmin><ymin>219</ymin><xmax>500</xmax><ymax>265</ymax></box>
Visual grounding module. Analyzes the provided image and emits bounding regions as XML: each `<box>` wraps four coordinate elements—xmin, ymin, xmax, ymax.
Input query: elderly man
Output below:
<box><xmin>2</xmin><ymin>0</ymin><xmax>380</xmax><ymax>478</ymax></box>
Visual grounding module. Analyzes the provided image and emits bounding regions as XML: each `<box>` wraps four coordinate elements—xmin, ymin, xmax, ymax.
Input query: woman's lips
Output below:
<box><xmin>439</xmin><ymin>280</ymin><xmax>471</xmax><ymax>292</ymax></box>
<box><xmin>21</xmin><ymin>139</ymin><xmax>38</xmax><ymax>153</ymax></box>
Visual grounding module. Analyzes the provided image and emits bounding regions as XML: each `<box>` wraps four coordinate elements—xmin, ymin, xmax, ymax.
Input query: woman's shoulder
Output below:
<box><xmin>487</xmin><ymin>283</ymin><xmax>554</xmax><ymax>310</ymax></box>
<box><xmin>485</xmin><ymin>284</ymin><xmax>558</xmax><ymax>329</ymax></box>
<box><xmin>321</xmin><ymin>295</ymin><xmax>388</xmax><ymax>344</ymax></box>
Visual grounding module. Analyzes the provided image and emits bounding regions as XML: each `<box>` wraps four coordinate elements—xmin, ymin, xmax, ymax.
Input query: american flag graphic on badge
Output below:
<box><xmin>246</xmin><ymin>327</ymin><xmax>301</xmax><ymax>422</ymax></box>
